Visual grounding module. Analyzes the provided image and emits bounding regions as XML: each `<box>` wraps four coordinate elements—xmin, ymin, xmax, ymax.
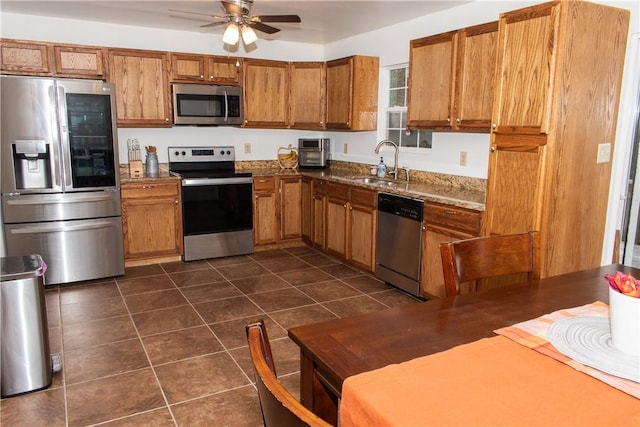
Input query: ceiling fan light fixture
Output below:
<box><xmin>241</xmin><ymin>25</ymin><xmax>258</xmax><ymax>44</ymax></box>
<box><xmin>222</xmin><ymin>22</ymin><xmax>240</xmax><ymax>45</ymax></box>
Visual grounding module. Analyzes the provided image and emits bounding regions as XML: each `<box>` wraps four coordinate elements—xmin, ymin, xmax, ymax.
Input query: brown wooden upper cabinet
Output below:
<box><xmin>490</xmin><ymin>4</ymin><xmax>557</xmax><ymax>136</ymax></box>
<box><xmin>169</xmin><ymin>53</ymin><xmax>242</xmax><ymax>85</ymax></box>
<box><xmin>289</xmin><ymin>61</ymin><xmax>326</xmax><ymax>130</ymax></box>
<box><xmin>53</xmin><ymin>45</ymin><xmax>105</xmax><ymax>78</ymax></box>
<box><xmin>407</xmin><ymin>22</ymin><xmax>497</xmax><ymax>131</ymax></box>
<box><xmin>243</xmin><ymin>58</ymin><xmax>289</xmax><ymax>128</ymax></box>
<box><xmin>326</xmin><ymin>55</ymin><xmax>379</xmax><ymax>131</ymax></box>
<box><xmin>107</xmin><ymin>48</ymin><xmax>171</xmax><ymax>127</ymax></box>
<box><xmin>1</xmin><ymin>39</ymin><xmax>105</xmax><ymax>78</ymax></box>
<box><xmin>1</xmin><ymin>40</ymin><xmax>51</xmax><ymax>74</ymax></box>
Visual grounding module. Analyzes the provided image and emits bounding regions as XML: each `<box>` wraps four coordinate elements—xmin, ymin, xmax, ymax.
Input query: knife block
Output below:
<box><xmin>129</xmin><ymin>160</ymin><xmax>143</xmax><ymax>178</ymax></box>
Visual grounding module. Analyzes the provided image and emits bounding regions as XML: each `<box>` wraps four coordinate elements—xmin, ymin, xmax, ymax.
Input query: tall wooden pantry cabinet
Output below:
<box><xmin>483</xmin><ymin>1</ymin><xmax>630</xmax><ymax>279</ymax></box>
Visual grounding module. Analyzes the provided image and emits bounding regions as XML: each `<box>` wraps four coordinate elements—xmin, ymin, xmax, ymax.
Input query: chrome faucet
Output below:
<box><xmin>374</xmin><ymin>139</ymin><xmax>399</xmax><ymax>180</ymax></box>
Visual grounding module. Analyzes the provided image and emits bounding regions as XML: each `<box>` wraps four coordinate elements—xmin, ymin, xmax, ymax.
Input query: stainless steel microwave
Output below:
<box><xmin>172</xmin><ymin>83</ymin><xmax>243</xmax><ymax>126</ymax></box>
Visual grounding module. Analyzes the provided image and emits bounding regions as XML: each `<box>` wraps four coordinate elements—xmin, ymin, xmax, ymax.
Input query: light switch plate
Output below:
<box><xmin>244</xmin><ymin>143</ymin><xmax>251</xmax><ymax>154</ymax></box>
<box><xmin>597</xmin><ymin>143</ymin><xmax>611</xmax><ymax>164</ymax></box>
<box><xmin>344</xmin><ymin>143</ymin><xmax>348</xmax><ymax>154</ymax></box>
<box><xmin>460</xmin><ymin>151</ymin><xmax>467</xmax><ymax>167</ymax></box>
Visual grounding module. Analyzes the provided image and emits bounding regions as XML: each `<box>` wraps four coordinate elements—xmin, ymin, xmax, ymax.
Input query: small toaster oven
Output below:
<box><xmin>298</xmin><ymin>138</ymin><xmax>330</xmax><ymax>168</ymax></box>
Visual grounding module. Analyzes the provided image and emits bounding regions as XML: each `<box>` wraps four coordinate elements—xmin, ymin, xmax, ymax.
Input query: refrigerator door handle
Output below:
<box><xmin>57</xmin><ymin>85</ymin><xmax>72</xmax><ymax>188</ymax></box>
<box><xmin>3</xmin><ymin>192</ymin><xmax>120</xmax><ymax>206</ymax></box>
<box><xmin>9</xmin><ymin>220</ymin><xmax>118</xmax><ymax>234</ymax></box>
<box><xmin>47</xmin><ymin>84</ymin><xmax>63</xmax><ymax>190</ymax></box>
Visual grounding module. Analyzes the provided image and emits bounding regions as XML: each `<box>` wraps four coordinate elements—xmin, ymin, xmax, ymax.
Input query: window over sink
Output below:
<box><xmin>384</xmin><ymin>65</ymin><xmax>432</xmax><ymax>150</ymax></box>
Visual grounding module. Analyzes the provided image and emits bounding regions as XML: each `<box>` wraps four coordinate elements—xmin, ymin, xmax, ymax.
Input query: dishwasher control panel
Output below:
<box><xmin>378</xmin><ymin>193</ymin><xmax>423</xmax><ymax>222</ymax></box>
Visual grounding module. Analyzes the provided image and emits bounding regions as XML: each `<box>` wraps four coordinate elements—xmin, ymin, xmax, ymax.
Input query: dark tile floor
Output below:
<box><xmin>0</xmin><ymin>245</ymin><xmax>420</xmax><ymax>426</ymax></box>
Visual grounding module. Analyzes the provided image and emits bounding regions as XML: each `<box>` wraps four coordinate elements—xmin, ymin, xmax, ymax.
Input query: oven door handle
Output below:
<box><xmin>182</xmin><ymin>177</ymin><xmax>253</xmax><ymax>186</ymax></box>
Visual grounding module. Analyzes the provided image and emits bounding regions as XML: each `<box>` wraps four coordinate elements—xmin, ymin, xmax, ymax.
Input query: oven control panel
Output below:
<box><xmin>168</xmin><ymin>146</ymin><xmax>235</xmax><ymax>162</ymax></box>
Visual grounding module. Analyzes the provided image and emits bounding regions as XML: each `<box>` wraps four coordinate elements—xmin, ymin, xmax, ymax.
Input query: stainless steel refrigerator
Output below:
<box><xmin>1</xmin><ymin>75</ymin><xmax>125</xmax><ymax>285</ymax></box>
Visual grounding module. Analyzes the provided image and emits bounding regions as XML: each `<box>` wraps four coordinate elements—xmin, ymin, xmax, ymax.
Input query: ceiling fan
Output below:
<box><xmin>169</xmin><ymin>0</ymin><xmax>301</xmax><ymax>45</ymax></box>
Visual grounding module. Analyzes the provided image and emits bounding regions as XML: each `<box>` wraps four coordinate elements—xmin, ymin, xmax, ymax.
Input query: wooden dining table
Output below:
<box><xmin>288</xmin><ymin>264</ymin><xmax>637</xmax><ymax>424</ymax></box>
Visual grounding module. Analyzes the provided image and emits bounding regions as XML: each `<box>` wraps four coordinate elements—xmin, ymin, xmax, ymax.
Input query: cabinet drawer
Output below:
<box><xmin>121</xmin><ymin>182</ymin><xmax>179</xmax><ymax>199</ymax></box>
<box><xmin>327</xmin><ymin>182</ymin><xmax>349</xmax><ymax>200</ymax></box>
<box><xmin>350</xmin><ymin>187</ymin><xmax>377</xmax><ymax>207</ymax></box>
<box><xmin>424</xmin><ymin>202</ymin><xmax>482</xmax><ymax>234</ymax></box>
<box><xmin>253</xmin><ymin>176</ymin><xmax>276</xmax><ymax>192</ymax></box>
<box><xmin>313</xmin><ymin>179</ymin><xmax>327</xmax><ymax>196</ymax></box>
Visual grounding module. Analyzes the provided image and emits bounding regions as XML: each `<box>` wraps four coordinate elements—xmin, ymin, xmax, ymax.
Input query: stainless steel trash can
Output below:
<box><xmin>1</xmin><ymin>254</ymin><xmax>52</xmax><ymax>397</ymax></box>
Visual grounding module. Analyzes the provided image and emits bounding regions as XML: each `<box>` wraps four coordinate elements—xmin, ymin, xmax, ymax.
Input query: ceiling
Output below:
<box><xmin>0</xmin><ymin>1</ymin><xmax>472</xmax><ymax>44</ymax></box>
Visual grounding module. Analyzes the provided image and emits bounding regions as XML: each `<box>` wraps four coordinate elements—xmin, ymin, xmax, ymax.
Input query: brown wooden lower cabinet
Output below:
<box><xmin>253</xmin><ymin>175</ymin><xmax>303</xmax><ymax>249</ymax></box>
<box><xmin>121</xmin><ymin>180</ymin><xmax>183</xmax><ymax>266</ymax></box>
<box><xmin>311</xmin><ymin>180</ymin><xmax>377</xmax><ymax>273</ymax></box>
<box><xmin>420</xmin><ymin>201</ymin><xmax>482</xmax><ymax>298</ymax></box>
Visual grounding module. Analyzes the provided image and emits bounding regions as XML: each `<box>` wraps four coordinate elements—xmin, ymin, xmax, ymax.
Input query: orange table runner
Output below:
<box><xmin>340</xmin><ymin>336</ymin><xmax>640</xmax><ymax>427</ymax></box>
<box><xmin>495</xmin><ymin>301</ymin><xmax>639</xmax><ymax>398</ymax></box>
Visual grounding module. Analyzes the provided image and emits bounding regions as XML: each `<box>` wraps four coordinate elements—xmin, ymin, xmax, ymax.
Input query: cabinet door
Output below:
<box><xmin>483</xmin><ymin>136</ymin><xmax>546</xmax><ymax>236</ymax></box>
<box><xmin>492</xmin><ymin>2</ymin><xmax>559</xmax><ymax>135</ymax></box>
<box><xmin>326</xmin><ymin>57</ymin><xmax>352</xmax><ymax>129</ymax></box>
<box><xmin>170</xmin><ymin>53</ymin><xmax>205</xmax><ymax>82</ymax></box>
<box><xmin>348</xmin><ymin>188</ymin><xmax>377</xmax><ymax>272</ymax></box>
<box><xmin>0</xmin><ymin>40</ymin><xmax>51</xmax><ymax>74</ymax></box>
<box><xmin>301</xmin><ymin>177</ymin><xmax>313</xmax><ymax>242</ymax></box>
<box><xmin>421</xmin><ymin>225</ymin><xmax>476</xmax><ymax>299</ymax></box>
<box><xmin>122</xmin><ymin>195</ymin><xmax>182</xmax><ymax>260</ymax></box>
<box><xmin>108</xmin><ymin>49</ymin><xmax>171</xmax><ymax>127</ymax></box>
<box><xmin>407</xmin><ymin>31</ymin><xmax>457</xmax><ymax>129</ymax></box>
<box><xmin>280</xmin><ymin>176</ymin><xmax>302</xmax><ymax>241</ymax></box>
<box><xmin>312</xmin><ymin>194</ymin><xmax>326</xmax><ymax>250</ymax></box>
<box><xmin>243</xmin><ymin>59</ymin><xmax>289</xmax><ymax>127</ymax></box>
<box><xmin>326</xmin><ymin>197</ymin><xmax>348</xmax><ymax>259</ymax></box>
<box><xmin>349</xmin><ymin>204</ymin><xmax>376</xmax><ymax>272</ymax></box>
<box><xmin>253</xmin><ymin>177</ymin><xmax>278</xmax><ymax>246</ymax></box>
<box><xmin>207</xmin><ymin>56</ymin><xmax>241</xmax><ymax>84</ymax></box>
<box><xmin>54</xmin><ymin>46</ymin><xmax>104</xmax><ymax>78</ymax></box>
<box><xmin>454</xmin><ymin>22</ymin><xmax>497</xmax><ymax>130</ymax></box>
<box><xmin>290</xmin><ymin>62</ymin><xmax>325</xmax><ymax>129</ymax></box>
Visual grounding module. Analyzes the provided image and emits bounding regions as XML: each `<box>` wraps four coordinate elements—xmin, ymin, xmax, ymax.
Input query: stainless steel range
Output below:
<box><xmin>169</xmin><ymin>146</ymin><xmax>253</xmax><ymax>261</ymax></box>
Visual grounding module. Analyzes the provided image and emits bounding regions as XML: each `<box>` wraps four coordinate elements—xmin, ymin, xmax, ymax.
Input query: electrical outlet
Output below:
<box><xmin>596</xmin><ymin>143</ymin><xmax>611</xmax><ymax>164</ymax></box>
<box><xmin>343</xmin><ymin>143</ymin><xmax>348</xmax><ymax>154</ymax></box>
<box><xmin>244</xmin><ymin>143</ymin><xmax>251</xmax><ymax>154</ymax></box>
<box><xmin>459</xmin><ymin>151</ymin><xmax>467</xmax><ymax>167</ymax></box>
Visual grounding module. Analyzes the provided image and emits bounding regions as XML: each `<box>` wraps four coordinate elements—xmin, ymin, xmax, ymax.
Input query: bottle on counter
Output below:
<box><xmin>377</xmin><ymin>157</ymin><xmax>386</xmax><ymax>178</ymax></box>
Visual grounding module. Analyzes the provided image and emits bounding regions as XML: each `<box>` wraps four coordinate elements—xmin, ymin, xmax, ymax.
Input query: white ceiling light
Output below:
<box><xmin>241</xmin><ymin>25</ymin><xmax>258</xmax><ymax>45</ymax></box>
<box><xmin>222</xmin><ymin>23</ymin><xmax>239</xmax><ymax>45</ymax></box>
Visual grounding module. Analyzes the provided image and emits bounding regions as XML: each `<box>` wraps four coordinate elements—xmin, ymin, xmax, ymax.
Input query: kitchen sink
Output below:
<box><xmin>352</xmin><ymin>177</ymin><xmax>397</xmax><ymax>186</ymax></box>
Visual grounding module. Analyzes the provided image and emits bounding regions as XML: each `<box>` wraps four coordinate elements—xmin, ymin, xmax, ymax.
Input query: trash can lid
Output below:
<box><xmin>1</xmin><ymin>255</ymin><xmax>46</xmax><ymax>282</ymax></box>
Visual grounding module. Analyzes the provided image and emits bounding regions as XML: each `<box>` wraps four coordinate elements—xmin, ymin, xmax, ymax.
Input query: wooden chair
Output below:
<box><xmin>439</xmin><ymin>231</ymin><xmax>540</xmax><ymax>298</ymax></box>
<box><xmin>246</xmin><ymin>320</ymin><xmax>332</xmax><ymax>427</ymax></box>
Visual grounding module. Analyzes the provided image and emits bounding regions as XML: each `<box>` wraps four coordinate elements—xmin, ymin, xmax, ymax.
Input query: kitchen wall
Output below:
<box><xmin>1</xmin><ymin>0</ymin><xmax>639</xmax><ymax>263</ymax></box>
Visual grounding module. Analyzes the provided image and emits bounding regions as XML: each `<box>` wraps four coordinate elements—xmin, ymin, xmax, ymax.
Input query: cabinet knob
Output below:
<box><xmin>491</xmin><ymin>145</ymin><xmax>496</xmax><ymax>152</ymax></box>
<box><xmin>343</xmin><ymin>204</ymin><xmax>347</xmax><ymax>208</ymax></box>
<box><xmin>175</xmin><ymin>199</ymin><xmax>179</xmax><ymax>204</ymax></box>
<box><xmin>210</xmin><ymin>75</ymin><xmax>214</xmax><ymax>79</ymax></box>
<box><xmin>446</xmin><ymin>117</ymin><xmax>451</xmax><ymax>123</ymax></box>
<box><xmin>492</xmin><ymin>123</ymin><xmax>497</xmax><ymax>130</ymax></box>
<box><xmin>200</xmin><ymin>75</ymin><xmax>204</xmax><ymax>78</ymax></box>
<box><xmin>456</xmin><ymin>117</ymin><xmax>461</xmax><ymax>124</ymax></box>
<box><xmin>244</xmin><ymin>119</ymin><xmax>248</xmax><ymax>125</ymax></box>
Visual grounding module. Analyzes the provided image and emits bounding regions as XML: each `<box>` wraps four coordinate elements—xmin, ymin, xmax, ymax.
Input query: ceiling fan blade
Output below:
<box><xmin>250</xmin><ymin>21</ymin><xmax>281</xmax><ymax>35</ymax></box>
<box><xmin>253</xmin><ymin>15</ymin><xmax>301</xmax><ymax>23</ymax></box>
<box><xmin>168</xmin><ymin>8</ymin><xmax>225</xmax><ymax>19</ymax></box>
<box><xmin>201</xmin><ymin>21</ymin><xmax>227</xmax><ymax>28</ymax></box>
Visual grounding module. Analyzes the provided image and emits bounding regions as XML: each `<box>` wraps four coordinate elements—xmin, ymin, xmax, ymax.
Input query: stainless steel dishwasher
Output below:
<box><xmin>375</xmin><ymin>193</ymin><xmax>424</xmax><ymax>297</ymax></box>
